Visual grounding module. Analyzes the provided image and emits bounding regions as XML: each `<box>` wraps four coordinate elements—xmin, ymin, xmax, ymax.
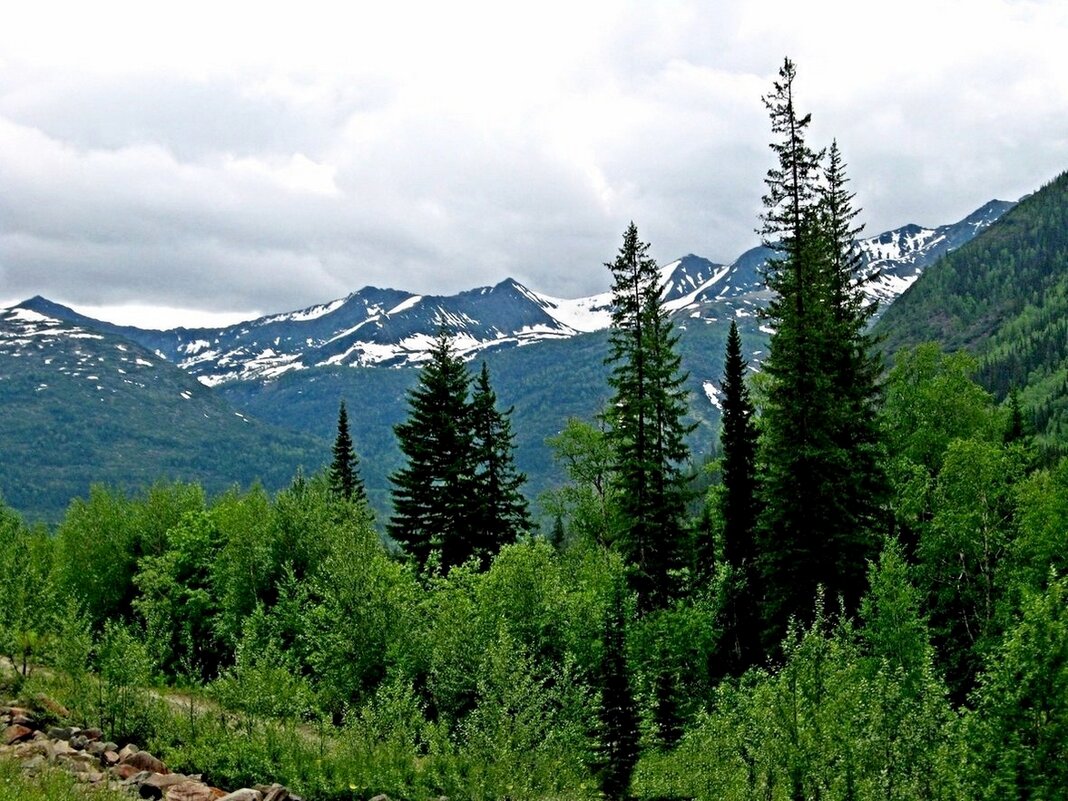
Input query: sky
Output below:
<box><xmin>2</xmin><ymin>0</ymin><xmax>1067</xmax><ymax>328</ymax></box>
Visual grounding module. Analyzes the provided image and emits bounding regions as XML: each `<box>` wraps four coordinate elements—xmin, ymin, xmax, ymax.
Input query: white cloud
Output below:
<box><xmin>1</xmin><ymin>0</ymin><xmax>1067</xmax><ymax>326</ymax></box>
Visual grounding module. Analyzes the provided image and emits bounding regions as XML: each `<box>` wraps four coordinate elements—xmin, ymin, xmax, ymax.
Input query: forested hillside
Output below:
<box><xmin>876</xmin><ymin>170</ymin><xmax>1068</xmax><ymax>450</ymax></box>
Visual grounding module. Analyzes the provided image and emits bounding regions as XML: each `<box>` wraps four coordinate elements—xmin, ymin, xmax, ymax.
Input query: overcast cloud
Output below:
<box><xmin>2</xmin><ymin>0</ymin><xmax>1067</xmax><ymax>326</ymax></box>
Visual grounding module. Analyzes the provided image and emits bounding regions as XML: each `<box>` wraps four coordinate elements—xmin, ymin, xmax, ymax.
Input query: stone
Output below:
<box><xmin>52</xmin><ymin>739</ymin><xmax>75</xmax><ymax>758</ymax></box>
<box><xmin>3</xmin><ymin>724</ymin><xmax>33</xmax><ymax>745</ymax></box>
<box><xmin>103</xmin><ymin>750</ymin><xmax>121</xmax><ymax>766</ymax></box>
<box><xmin>111</xmin><ymin>763</ymin><xmax>143</xmax><ymax>780</ymax></box>
<box><xmin>125</xmin><ymin>771</ymin><xmax>187</xmax><ymax>800</ymax></box>
<box><xmin>118</xmin><ymin>743</ymin><xmax>140</xmax><ymax>760</ymax></box>
<box><xmin>370</xmin><ymin>795</ymin><xmax>392</xmax><ymax>801</ymax></box>
<box><xmin>20</xmin><ymin>754</ymin><xmax>46</xmax><ymax>775</ymax></box>
<box><xmin>83</xmin><ymin>727</ymin><xmax>104</xmax><ymax>741</ymax></box>
<box><xmin>256</xmin><ymin>784</ymin><xmax>291</xmax><ymax>801</ymax></box>
<box><xmin>217</xmin><ymin>791</ymin><xmax>263</xmax><ymax>801</ymax></box>
<box><xmin>11</xmin><ymin>713</ymin><xmax>35</xmax><ymax>727</ymax></box>
<box><xmin>165</xmin><ymin>781</ymin><xmax>220</xmax><ymax>801</ymax></box>
<box><xmin>87</xmin><ymin>740</ymin><xmax>108</xmax><ymax>756</ymax></box>
<box><xmin>71</xmin><ymin>734</ymin><xmax>90</xmax><ymax>750</ymax></box>
<box><xmin>48</xmin><ymin>726</ymin><xmax>75</xmax><ymax>740</ymax></box>
<box><xmin>59</xmin><ymin>751</ymin><xmax>101</xmax><ymax>773</ymax></box>
<box><xmin>14</xmin><ymin>740</ymin><xmax>50</xmax><ymax>759</ymax></box>
<box><xmin>121</xmin><ymin>749</ymin><xmax>169</xmax><ymax>774</ymax></box>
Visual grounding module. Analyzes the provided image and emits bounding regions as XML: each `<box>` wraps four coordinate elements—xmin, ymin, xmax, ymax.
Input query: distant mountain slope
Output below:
<box><xmin>20</xmin><ymin>199</ymin><xmax>1010</xmax><ymax>388</ymax></box>
<box><xmin>1</xmin><ymin>196</ymin><xmax>1016</xmax><ymax>520</ymax></box>
<box><xmin>219</xmin><ymin>323</ymin><xmax>730</xmax><ymax>515</ymax></box>
<box><xmin>0</xmin><ymin>305</ymin><xmax>326</xmax><ymax>520</ymax></box>
<box><xmin>875</xmin><ymin>171</ymin><xmax>1068</xmax><ymax>448</ymax></box>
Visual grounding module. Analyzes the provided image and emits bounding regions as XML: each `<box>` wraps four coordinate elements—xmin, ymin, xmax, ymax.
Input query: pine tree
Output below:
<box><xmin>469</xmin><ymin>361</ymin><xmax>531</xmax><ymax>565</ymax></box>
<box><xmin>389</xmin><ymin>330</ymin><xmax>476</xmax><ymax>574</ymax></box>
<box><xmin>328</xmin><ymin>400</ymin><xmax>366</xmax><ymax>504</ymax></box>
<box><xmin>718</xmin><ymin>320</ymin><xmax>761</xmax><ymax>672</ymax></box>
<box><xmin>755</xmin><ymin>58</ymin><xmax>885</xmax><ymax>650</ymax></box>
<box><xmin>604</xmin><ymin>222</ymin><xmax>694</xmax><ymax>610</ymax></box>
<box><xmin>594</xmin><ymin>579</ymin><xmax>640</xmax><ymax>801</ymax></box>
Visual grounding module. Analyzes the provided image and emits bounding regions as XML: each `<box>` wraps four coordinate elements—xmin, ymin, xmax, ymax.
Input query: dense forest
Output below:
<box><xmin>1</xmin><ymin>58</ymin><xmax>1067</xmax><ymax>801</ymax></box>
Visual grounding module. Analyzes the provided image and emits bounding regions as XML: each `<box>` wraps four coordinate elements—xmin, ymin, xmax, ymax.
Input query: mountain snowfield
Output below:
<box><xmin>5</xmin><ymin>198</ymin><xmax>1013</xmax><ymax>390</ymax></box>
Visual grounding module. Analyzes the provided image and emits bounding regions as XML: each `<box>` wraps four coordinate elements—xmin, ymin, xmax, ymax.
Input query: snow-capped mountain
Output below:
<box><xmin>8</xmin><ymin>199</ymin><xmax>1013</xmax><ymax>387</ymax></box>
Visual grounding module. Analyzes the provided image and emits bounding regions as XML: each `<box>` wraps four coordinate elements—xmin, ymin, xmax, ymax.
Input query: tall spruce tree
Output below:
<box><xmin>594</xmin><ymin>578</ymin><xmax>640</xmax><ymax>801</ymax></box>
<box><xmin>389</xmin><ymin>330</ymin><xmax>476</xmax><ymax>574</ymax></box>
<box><xmin>718</xmin><ymin>320</ymin><xmax>761</xmax><ymax>671</ymax></box>
<box><xmin>469</xmin><ymin>361</ymin><xmax>531</xmax><ymax>565</ymax></box>
<box><xmin>604</xmin><ymin>222</ymin><xmax>694</xmax><ymax>610</ymax></box>
<box><xmin>755</xmin><ymin>58</ymin><xmax>885</xmax><ymax>651</ymax></box>
<box><xmin>329</xmin><ymin>400</ymin><xmax>366</xmax><ymax>504</ymax></box>
<box><xmin>817</xmin><ymin>139</ymin><xmax>888</xmax><ymax>604</ymax></box>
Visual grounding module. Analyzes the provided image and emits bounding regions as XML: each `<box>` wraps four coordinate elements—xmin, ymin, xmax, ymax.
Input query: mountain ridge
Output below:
<box><xmin>9</xmin><ymin>198</ymin><xmax>1014</xmax><ymax>387</ymax></box>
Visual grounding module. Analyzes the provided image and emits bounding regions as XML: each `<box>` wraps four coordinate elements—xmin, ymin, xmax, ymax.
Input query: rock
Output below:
<box><xmin>370</xmin><ymin>795</ymin><xmax>392</xmax><ymax>801</ymax></box>
<box><xmin>58</xmin><ymin>751</ymin><xmax>101</xmax><ymax>773</ymax></box>
<box><xmin>256</xmin><ymin>784</ymin><xmax>291</xmax><ymax>801</ymax></box>
<box><xmin>103</xmin><ymin>750</ymin><xmax>121</xmax><ymax>766</ymax></box>
<box><xmin>118</xmin><ymin>743</ymin><xmax>140</xmax><ymax>760</ymax></box>
<box><xmin>20</xmin><ymin>754</ymin><xmax>46</xmax><ymax>776</ymax></box>
<box><xmin>48</xmin><ymin>726</ymin><xmax>75</xmax><ymax>740</ymax></box>
<box><xmin>83</xmin><ymin>727</ymin><xmax>104</xmax><ymax>741</ymax></box>
<box><xmin>14</xmin><ymin>740</ymin><xmax>50</xmax><ymax>759</ymax></box>
<box><xmin>165</xmin><ymin>781</ymin><xmax>219</xmax><ymax>801</ymax></box>
<box><xmin>52</xmin><ymin>739</ymin><xmax>75</xmax><ymax>758</ymax></box>
<box><xmin>217</xmin><ymin>791</ymin><xmax>263</xmax><ymax>801</ymax></box>
<box><xmin>71</xmin><ymin>734</ymin><xmax>91</xmax><ymax>750</ymax></box>
<box><xmin>111</xmin><ymin>763</ymin><xmax>143</xmax><ymax>781</ymax></box>
<box><xmin>3</xmin><ymin>724</ymin><xmax>33</xmax><ymax>745</ymax></box>
<box><xmin>121</xmin><ymin>749</ymin><xmax>169</xmax><ymax>774</ymax></box>
<box><xmin>125</xmin><ymin>771</ymin><xmax>188</xmax><ymax>800</ymax></box>
<box><xmin>11</xmin><ymin>713</ymin><xmax>35</xmax><ymax>727</ymax></box>
<box><xmin>87</xmin><ymin>740</ymin><xmax>108</xmax><ymax>756</ymax></box>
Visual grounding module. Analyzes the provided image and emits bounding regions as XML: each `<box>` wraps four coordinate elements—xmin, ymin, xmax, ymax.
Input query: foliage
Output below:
<box><xmin>755</xmin><ymin>58</ymin><xmax>885</xmax><ymax>652</ymax></box>
<box><xmin>717</xmin><ymin>320</ymin><xmax>761</xmax><ymax>673</ymax></box>
<box><xmin>966</xmin><ymin>575</ymin><xmax>1068</xmax><ymax>801</ymax></box>
<box><xmin>328</xmin><ymin>400</ymin><xmax>367</xmax><ymax>504</ymax></box>
<box><xmin>603</xmin><ymin>222</ymin><xmax>694</xmax><ymax>610</ymax></box>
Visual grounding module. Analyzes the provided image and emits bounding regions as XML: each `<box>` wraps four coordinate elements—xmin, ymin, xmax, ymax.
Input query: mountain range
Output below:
<box><xmin>0</xmin><ymin>198</ymin><xmax>1016</xmax><ymax>520</ymax></box>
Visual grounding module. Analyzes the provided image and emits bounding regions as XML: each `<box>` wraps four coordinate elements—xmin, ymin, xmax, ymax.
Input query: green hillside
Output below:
<box><xmin>875</xmin><ymin>169</ymin><xmax>1068</xmax><ymax>449</ymax></box>
<box><xmin>0</xmin><ymin>313</ymin><xmax>326</xmax><ymax>521</ymax></box>
<box><xmin>220</xmin><ymin>320</ymin><xmax>745</xmax><ymax>519</ymax></box>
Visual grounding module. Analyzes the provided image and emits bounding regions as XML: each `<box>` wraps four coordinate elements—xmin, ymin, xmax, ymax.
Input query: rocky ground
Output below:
<box><xmin>0</xmin><ymin>699</ymin><xmax>303</xmax><ymax>801</ymax></box>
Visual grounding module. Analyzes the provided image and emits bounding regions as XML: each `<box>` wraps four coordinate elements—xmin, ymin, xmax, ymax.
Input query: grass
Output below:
<box><xmin>0</xmin><ymin>759</ymin><xmax>128</xmax><ymax>801</ymax></box>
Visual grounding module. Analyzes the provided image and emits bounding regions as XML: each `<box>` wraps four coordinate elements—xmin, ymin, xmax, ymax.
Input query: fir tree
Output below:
<box><xmin>755</xmin><ymin>58</ymin><xmax>885</xmax><ymax>651</ymax></box>
<box><xmin>718</xmin><ymin>320</ymin><xmax>761</xmax><ymax>672</ymax></box>
<box><xmin>594</xmin><ymin>579</ymin><xmax>640</xmax><ymax>801</ymax></box>
<box><xmin>604</xmin><ymin>222</ymin><xmax>694</xmax><ymax>610</ymax></box>
<box><xmin>328</xmin><ymin>400</ymin><xmax>366</xmax><ymax>504</ymax></box>
<box><xmin>389</xmin><ymin>330</ymin><xmax>476</xmax><ymax>574</ymax></box>
<box><xmin>469</xmin><ymin>361</ymin><xmax>531</xmax><ymax>565</ymax></box>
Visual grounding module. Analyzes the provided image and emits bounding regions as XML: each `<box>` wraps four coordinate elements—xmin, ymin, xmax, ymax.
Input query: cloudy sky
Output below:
<box><xmin>2</xmin><ymin>0</ymin><xmax>1067</xmax><ymax>327</ymax></box>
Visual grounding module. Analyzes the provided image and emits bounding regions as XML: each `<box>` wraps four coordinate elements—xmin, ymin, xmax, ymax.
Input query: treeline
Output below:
<box><xmin>0</xmin><ymin>58</ymin><xmax>1066</xmax><ymax>801</ymax></box>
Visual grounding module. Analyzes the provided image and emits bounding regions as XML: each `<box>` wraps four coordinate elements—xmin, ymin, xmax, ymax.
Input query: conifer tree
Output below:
<box><xmin>755</xmin><ymin>58</ymin><xmax>885</xmax><ymax>650</ymax></box>
<box><xmin>469</xmin><ymin>361</ymin><xmax>531</xmax><ymax>565</ymax></box>
<box><xmin>389</xmin><ymin>330</ymin><xmax>476</xmax><ymax>573</ymax></box>
<box><xmin>718</xmin><ymin>320</ymin><xmax>761</xmax><ymax>671</ymax></box>
<box><xmin>328</xmin><ymin>400</ymin><xmax>366</xmax><ymax>504</ymax></box>
<box><xmin>594</xmin><ymin>579</ymin><xmax>640</xmax><ymax>801</ymax></box>
<box><xmin>604</xmin><ymin>222</ymin><xmax>694</xmax><ymax>610</ymax></box>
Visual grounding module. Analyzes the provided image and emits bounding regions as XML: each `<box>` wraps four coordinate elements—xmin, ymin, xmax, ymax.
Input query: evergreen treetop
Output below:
<box><xmin>604</xmin><ymin>222</ymin><xmax>694</xmax><ymax>611</ymax></box>
<box><xmin>328</xmin><ymin>400</ymin><xmax>366</xmax><ymax>504</ymax></box>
